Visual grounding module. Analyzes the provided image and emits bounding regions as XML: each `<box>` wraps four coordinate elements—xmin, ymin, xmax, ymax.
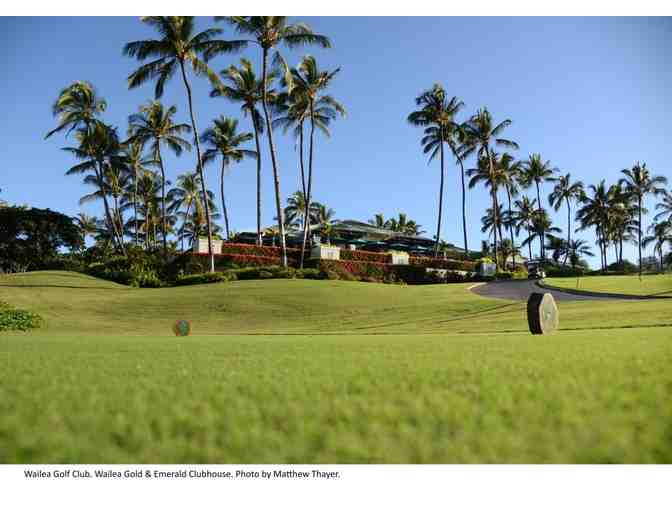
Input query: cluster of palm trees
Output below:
<box><xmin>407</xmin><ymin>83</ymin><xmax>670</xmax><ymax>274</ymax></box>
<box><xmin>368</xmin><ymin>213</ymin><xmax>424</xmax><ymax>236</ymax></box>
<box><xmin>46</xmin><ymin>18</ymin><xmax>670</xmax><ymax>275</ymax></box>
<box><xmin>47</xmin><ymin>16</ymin><xmax>343</xmax><ymax>271</ymax></box>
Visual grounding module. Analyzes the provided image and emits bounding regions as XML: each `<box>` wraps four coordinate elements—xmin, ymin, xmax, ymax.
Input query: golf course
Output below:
<box><xmin>545</xmin><ymin>274</ymin><xmax>672</xmax><ymax>297</ymax></box>
<box><xmin>2</xmin><ymin>271</ymin><xmax>671</xmax><ymax>463</ymax></box>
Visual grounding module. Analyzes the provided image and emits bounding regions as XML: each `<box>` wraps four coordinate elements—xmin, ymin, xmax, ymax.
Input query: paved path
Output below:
<box><xmin>470</xmin><ymin>279</ymin><xmax>611</xmax><ymax>301</ymax></box>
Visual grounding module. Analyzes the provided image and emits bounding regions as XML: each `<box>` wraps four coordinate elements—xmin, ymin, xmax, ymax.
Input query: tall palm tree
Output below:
<box><xmin>496</xmin><ymin>153</ymin><xmax>522</xmax><ymax>267</ymax></box>
<box><xmin>124</xmin><ymin>16</ymin><xmax>245</xmax><ymax>271</ymax></box>
<box><xmin>407</xmin><ymin>84</ymin><xmax>464</xmax><ymax>256</ymax></box>
<box><xmin>202</xmin><ymin>117</ymin><xmax>257</xmax><ymax>239</ymax></box>
<box><xmin>548</xmin><ymin>173</ymin><xmax>584</xmax><ymax>264</ymax></box>
<box><xmin>620</xmin><ymin>162</ymin><xmax>668</xmax><ymax>276</ymax></box>
<box><xmin>45</xmin><ymin>81</ymin><xmax>107</xmax><ymax>139</ymax></box>
<box><xmin>284</xmin><ymin>56</ymin><xmax>345</xmax><ymax>267</ymax></box>
<box><xmin>576</xmin><ymin>181</ymin><xmax>611</xmax><ymax>271</ymax></box>
<box><xmin>121</xmin><ymin>140</ymin><xmax>156</xmax><ymax>246</ymax></box>
<box><xmin>218</xmin><ymin>16</ymin><xmax>332</xmax><ymax>268</ymax></box>
<box><xmin>46</xmin><ymin>82</ymin><xmax>123</xmax><ymax>251</ymax></box>
<box><xmin>127</xmin><ymin>101</ymin><xmax>191</xmax><ymax>256</ymax></box>
<box><xmin>481</xmin><ymin>204</ymin><xmax>505</xmax><ymax>255</ymax></box>
<box><xmin>62</xmin><ymin>122</ymin><xmax>127</xmax><ymax>254</ymax></box>
<box><xmin>520</xmin><ymin>154</ymin><xmax>556</xmax><ymax>260</ymax></box>
<box><xmin>643</xmin><ymin>221</ymin><xmax>672</xmax><ymax>272</ymax></box>
<box><xmin>464</xmin><ymin>108</ymin><xmax>518</xmax><ymax>267</ymax></box>
<box><xmin>212</xmin><ymin>58</ymin><xmax>277</xmax><ymax>246</ymax></box>
<box><xmin>513</xmin><ymin>196</ymin><xmax>538</xmax><ymax>260</ymax></box>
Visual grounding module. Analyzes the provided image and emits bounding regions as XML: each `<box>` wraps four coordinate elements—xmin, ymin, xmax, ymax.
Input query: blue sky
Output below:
<box><xmin>2</xmin><ymin>17</ymin><xmax>670</xmax><ymax>266</ymax></box>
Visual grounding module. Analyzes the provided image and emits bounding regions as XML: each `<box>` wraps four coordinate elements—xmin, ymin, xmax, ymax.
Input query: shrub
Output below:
<box><xmin>389</xmin><ymin>265</ymin><xmax>427</xmax><ymax>284</ymax></box>
<box><xmin>0</xmin><ymin>301</ymin><xmax>43</xmax><ymax>331</ymax></box>
<box><xmin>340</xmin><ymin>249</ymin><xmax>390</xmax><ymax>263</ymax></box>
<box><xmin>495</xmin><ymin>271</ymin><xmax>514</xmax><ymax>280</ymax></box>
<box><xmin>546</xmin><ymin>266</ymin><xmax>585</xmax><ymax>278</ymax></box>
<box><xmin>174</xmin><ymin>271</ymin><xmax>240</xmax><ymax>286</ymax></box>
<box><xmin>409</xmin><ymin>256</ymin><xmax>476</xmax><ymax>272</ymax></box>
<box><xmin>296</xmin><ymin>268</ymin><xmax>322</xmax><ymax>280</ymax></box>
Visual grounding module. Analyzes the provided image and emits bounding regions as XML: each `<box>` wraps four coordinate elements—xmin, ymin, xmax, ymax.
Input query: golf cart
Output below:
<box><xmin>526</xmin><ymin>259</ymin><xmax>546</xmax><ymax>279</ymax></box>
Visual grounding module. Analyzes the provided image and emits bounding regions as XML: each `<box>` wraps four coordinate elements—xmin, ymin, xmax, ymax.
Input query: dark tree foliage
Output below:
<box><xmin>0</xmin><ymin>207</ymin><xmax>83</xmax><ymax>271</ymax></box>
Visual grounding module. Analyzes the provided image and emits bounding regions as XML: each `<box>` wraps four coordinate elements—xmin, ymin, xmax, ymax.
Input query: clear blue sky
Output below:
<box><xmin>2</xmin><ymin>17</ymin><xmax>671</xmax><ymax>266</ymax></box>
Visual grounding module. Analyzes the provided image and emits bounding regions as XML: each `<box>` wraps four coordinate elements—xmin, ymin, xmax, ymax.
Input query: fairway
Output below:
<box><xmin>546</xmin><ymin>274</ymin><xmax>672</xmax><ymax>297</ymax></box>
<box><xmin>2</xmin><ymin>271</ymin><xmax>672</xmax><ymax>463</ymax></box>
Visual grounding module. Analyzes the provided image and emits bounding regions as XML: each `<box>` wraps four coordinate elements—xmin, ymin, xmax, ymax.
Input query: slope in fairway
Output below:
<box><xmin>2</xmin><ymin>271</ymin><xmax>671</xmax><ymax>463</ymax></box>
<box><xmin>546</xmin><ymin>274</ymin><xmax>672</xmax><ymax>297</ymax></box>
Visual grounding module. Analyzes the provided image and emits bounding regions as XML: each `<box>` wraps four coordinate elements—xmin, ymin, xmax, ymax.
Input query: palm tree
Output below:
<box><xmin>45</xmin><ymin>81</ymin><xmax>107</xmax><ymax>139</ymax></box>
<box><xmin>74</xmin><ymin>213</ymin><xmax>99</xmax><ymax>245</ymax></box>
<box><xmin>620</xmin><ymin>162</ymin><xmax>668</xmax><ymax>276</ymax></box>
<box><xmin>124</xmin><ymin>16</ymin><xmax>245</xmax><ymax>271</ymax></box>
<box><xmin>643</xmin><ymin>220</ymin><xmax>672</xmax><ymax>272</ymax></box>
<box><xmin>121</xmin><ymin>140</ymin><xmax>156</xmax><ymax>246</ymax></box>
<box><xmin>480</xmin><ymin>204</ymin><xmax>505</xmax><ymax>255</ymax></box>
<box><xmin>168</xmin><ymin>172</ymin><xmax>216</xmax><ymax>252</ymax></box>
<box><xmin>127</xmin><ymin>101</ymin><xmax>191</xmax><ymax>256</ymax></box>
<box><xmin>548</xmin><ymin>173</ymin><xmax>584</xmax><ymax>264</ymax></box>
<box><xmin>496</xmin><ymin>153</ymin><xmax>522</xmax><ymax>267</ymax></box>
<box><xmin>565</xmin><ymin>239</ymin><xmax>594</xmax><ymax>269</ymax></box>
<box><xmin>218</xmin><ymin>16</ymin><xmax>332</xmax><ymax>268</ymax></box>
<box><xmin>407</xmin><ymin>84</ymin><xmax>464</xmax><ymax>256</ymax></box>
<box><xmin>464</xmin><ymin>108</ymin><xmax>518</xmax><ymax>267</ymax></box>
<box><xmin>576</xmin><ymin>181</ymin><xmax>611</xmax><ymax>271</ymax></box>
<box><xmin>513</xmin><ymin>196</ymin><xmax>538</xmax><ymax>260</ymax></box>
<box><xmin>368</xmin><ymin>214</ymin><xmax>387</xmax><ymax>229</ymax></box>
<box><xmin>46</xmin><ymin>82</ymin><xmax>123</xmax><ymax>251</ymax></box>
<box><xmin>62</xmin><ymin>122</ymin><xmax>127</xmax><ymax>254</ymax></box>
<box><xmin>520</xmin><ymin>154</ymin><xmax>557</xmax><ymax>259</ymax></box>
<box><xmin>385</xmin><ymin>213</ymin><xmax>424</xmax><ymax>235</ymax></box>
<box><xmin>654</xmin><ymin>190</ymin><xmax>672</xmax><ymax>223</ymax></box>
<box><xmin>202</xmin><ymin>117</ymin><xmax>256</xmax><ymax>239</ymax></box>
<box><xmin>284</xmin><ymin>56</ymin><xmax>345</xmax><ymax>267</ymax></box>
<box><xmin>283</xmin><ymin>191</ymin><xmax>310</xmax><ymax>229</ymax></box>
<box><xmin>212</xmin><ymin>58</ymin><xmax>278</xmax><ymax>246</ymax></box>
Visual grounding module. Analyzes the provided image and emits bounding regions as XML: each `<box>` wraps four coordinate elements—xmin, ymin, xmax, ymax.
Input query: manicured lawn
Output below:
<box><xmin>546</xmin><ymin>274</ymin><xmax>672</xmax><ymax>297</ymax></box>
<box><xmin>1</xmin><ymin>271</ymin><xmax>671</xmax><ymax>463</ymax></box>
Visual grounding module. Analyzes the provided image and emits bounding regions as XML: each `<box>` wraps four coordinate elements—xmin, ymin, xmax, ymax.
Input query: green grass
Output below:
<box><xmin>546</xmin><ymin>274</ymin><xmax>672</xmax><ymax>297</ymax></box>
<box><xmin>2</xmin><ymin>271</ymin><xmax>671</xmax><ymax>463</ymax></box>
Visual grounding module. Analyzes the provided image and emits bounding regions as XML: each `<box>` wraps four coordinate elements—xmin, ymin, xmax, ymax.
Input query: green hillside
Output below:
<box><xmin>2</xmin><ymin>271</ymin><xmax>671</xmax><ymax>463</ymax></box>
<box><xmin>546</xmin><ymin>274</ymin><xmax>672</xmax><ymax>297</ymax></box>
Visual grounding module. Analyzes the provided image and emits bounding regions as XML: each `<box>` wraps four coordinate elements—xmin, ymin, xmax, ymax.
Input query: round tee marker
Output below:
<box><xmin>527</xmin><ymin>293</ymin><xmax>559</xmax><ymax>335</ymax></box>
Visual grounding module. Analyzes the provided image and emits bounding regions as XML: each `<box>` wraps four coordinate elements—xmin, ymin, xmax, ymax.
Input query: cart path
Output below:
<box><xmin>470</xmin><ymin>279</ymin><xmax>614</xmax><ymax>301</ymax></box>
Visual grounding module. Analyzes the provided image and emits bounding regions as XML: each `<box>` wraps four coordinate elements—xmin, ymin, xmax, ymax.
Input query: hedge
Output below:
<box><xmin>339</xmin><ymin>249</ymin><xmax>391</xmax><ymax>263</ymax></box>
<box><xmin>409</xmin><ymin>256</ymin><xmax>476</xmax><ymax>272</ymax></box>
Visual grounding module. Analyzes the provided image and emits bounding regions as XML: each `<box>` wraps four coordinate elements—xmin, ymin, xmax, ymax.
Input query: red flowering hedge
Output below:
<box><xmin>219</xmin><ymin>242</ymin><xmax>303</xmax><ymax>260</ymax></box>
<box><xmin>339</xmin><ymin>249</ymin><xmax>391</xmax><ymax>263</ymax></box>
<box><xmin>317</xmin><ymin>259</ymin><xmax>388</xmax><ymax>280</ymax></box>
<box><xmin>191</xmin><ymin>253</ymin><xmax>282</xmax><ymax>268</ymax></box>
<box><xmin>409</xmin><ymin>256</ymin><xmax>476</xmax><ymax>272</ymax></box>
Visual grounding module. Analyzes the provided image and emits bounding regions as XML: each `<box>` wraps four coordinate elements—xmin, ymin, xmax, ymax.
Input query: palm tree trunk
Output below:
<box><xmin>252</xmin><ymin>115</ymin><xmax>263</xmax><ymax>247</ymax></box>
<box><xmin>179</xmin><ymin>59</ymin><xmax>215</xmax><ymax>273</ymax></box>
<box><xmin>300</xmin><ymin>104</ymin><xmax>316</xmax><ymax>269</ymax></box>
<box><xmin>220</xmin><ymin>159</ymin><xmax>230</xmax><ymax>240</ymax></box>
<box><xmin>563</xmin><ymin>198</ymin><xmax>571</xmax><ymax>265</ymax></box>
<box><xmin>506</xmin><ymin>185</ymin><xmax>515</xmax><ymax>269</ymax></box>
<box><xmin>458</xmin><ymin>156</ymin><xmax>469</xmax><ymax>257</ymax></box>
<box><xmin>434</xmin><ymin>140</ymin><xmax>445</xmax><ymax>257</ymax></box>
<box><xmin>486</xmin><ymin>149</ymin><xmax>499</xmax><ymax>267</ymax></box>
<box><xmin>261</xmin><ymin>47</ymin><xmax>287</xmax><ymax>268</ymax></box>
<box><xmin>156</xmin><ymin>145</ymin><xmax>168</xmax><ymax>257</ymax></box>
<box><xmin>299</xmin><ymin>123</ymin><xmax>307</xmax><ymax>204</ymax></box>
<box><xmin>180</xmin><ymin>199</ymin><xmax>192</xmax><ymax>252</ymax></box>
<box><xmin>536</xmin><ymin>182</ymin><xmax>544</xmax><ymax>259</ymax></box>
<box><xmin>638</xmin><ymin>196</ymin><xmax>643</xmax><ymax>277</ymax></box>
<box><xmin>95</xmin><ymin>162</ymin><xmax>125</xmax><ymax>255</ymax></box>
<box><xmin>134</xmin><ymin>168</ymin><xmax>139</xmax><ymax>246</ymax></box>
